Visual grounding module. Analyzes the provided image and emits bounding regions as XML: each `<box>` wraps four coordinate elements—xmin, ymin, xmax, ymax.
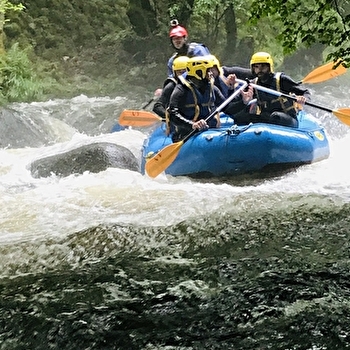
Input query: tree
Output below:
<box><xmin>168</xmin><ymin>0</ymin><xmax>195</xmax><ymax>27</ymax></box>
<box><xmin>127</xmin><ymin>0</ymin><xmax>156</xmax><ymax>37</ymax></box>
<box><xmin>0</xmin><ymin>0</ymin><xmax>24</xmax><ymax>54</ymax></box>
<box><xmin>249</xmin><ymin>0</ymin><xmax>350</xmax><ymax>67</ymax></box>
<box><xmin>185</xmin><ymin>0</ymin><xmax>244</xmax><ymax>60</ymax></box>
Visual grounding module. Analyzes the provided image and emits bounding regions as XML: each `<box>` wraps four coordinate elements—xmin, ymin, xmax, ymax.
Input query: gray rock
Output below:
<box><xmin>30</xmin><ymin>142</ymin><xmax>139</xmax><ymax>178</ymax></box>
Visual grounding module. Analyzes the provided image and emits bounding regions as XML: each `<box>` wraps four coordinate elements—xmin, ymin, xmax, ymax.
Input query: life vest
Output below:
<box><xmin>171</xmin><ymin>75</ymin><xmax>220</xmax><ymax>128</ymax></box>
<box><xmin>187</xmin><ymin>42</ymin><xmax>210</xmax><ymax>57</ymax></box>
<box><xmin>179</xmin><ymin>75</ymin><xmax>214</xmax><ymax>120</ymax></box>
<box><xmin>255</xmin><ymin>73</ymin><xmax>297</xmax><ymax>117</ymax></box>
<box><xmin>163</xmin><ymin>77</ymin><xmax>178</xmax><ymax>135</ymax></box>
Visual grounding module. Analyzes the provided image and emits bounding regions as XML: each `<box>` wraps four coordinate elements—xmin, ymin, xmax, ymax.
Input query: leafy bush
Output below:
<box><xmin>0</xmin><ymin>43</ymin><xmax>46</xmax><ymax>103</ymax></box>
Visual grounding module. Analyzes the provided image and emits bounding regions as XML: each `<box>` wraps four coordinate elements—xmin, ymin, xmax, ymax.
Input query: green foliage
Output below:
<box><xmin>7</xmin><ymin>0</ymin><xmax>131</xmax><ymax>58</ymax></box>
<box><xmin>249</xmin><ymin>0</ymin><xmax>350</xmax><ymax>66</ymax></box>
<box><xmin>0</xmin><ymin>0</ymin><xmax>24</xmax><ymax>16</ymax></box>
<box><xmin>168</xmin><ymin>0</ymin><xmax>194</xmax><ymax>23</ymax></box>
<box><xmin>168</xmin><ymin>0</ymin><xmax>288</xmax><ymax>67</ymax></box>
<box><xmin>191</xmin><ymin>0</ymin><xmax>226</xmax><ymax>44</ymax></box>
<box><xmin>0</xmin><ymin>0</ymin><xmax>348</xmax><ymax>103</ymax></box>
<box><xmin>0</xmin><ymin>43</ymin><xmax>46</xmax><ymax>103</ymax></box>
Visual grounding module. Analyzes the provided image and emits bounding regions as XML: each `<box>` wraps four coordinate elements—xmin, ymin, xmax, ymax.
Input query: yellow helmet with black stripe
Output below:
<box><xmin>186</xmin><ymin>55</ymin><xmax>216</xmax><ymax>80</ymax></box>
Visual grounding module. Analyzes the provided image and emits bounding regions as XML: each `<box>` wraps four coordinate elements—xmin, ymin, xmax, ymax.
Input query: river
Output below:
<box><xmin>0</xmin><ymin>74</ymin><xmax>350</xmax><ymax>349</ymax></box>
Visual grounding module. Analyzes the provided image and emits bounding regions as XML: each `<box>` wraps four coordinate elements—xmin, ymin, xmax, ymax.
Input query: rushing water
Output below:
<box><xmin>1</xmin><ymin>75</ymin><xmax>350</xmax><ymax>349</ymax></box>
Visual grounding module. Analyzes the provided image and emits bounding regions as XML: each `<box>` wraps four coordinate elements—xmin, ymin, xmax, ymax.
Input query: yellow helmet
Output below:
<box><xmin>172</xmin><ymin>56</ymin><xmax>190</xmax><ymax>72</ymax></box>
<box><xmin>250</xmin><ymin>52</ymin><xmax>274</xmax><ymax>72</ymax></box>
<box><xmin>206</xmin><ymin>54</ymin><xmax>220</xmax><ymax>68</ymax></box>
<box><xmin>186</xmin><ymin>55</ymin><xmax>215</xmax><ymax>80</ymax></box>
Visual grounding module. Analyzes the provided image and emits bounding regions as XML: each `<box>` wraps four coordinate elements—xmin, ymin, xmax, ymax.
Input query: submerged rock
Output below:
<box><xmin>30</xmin><ymin>142</ymin><xmax>139</xmax><ymax>178</ymax></box>
<box><xmin>0</xmin><ymin>107</ymin><xmax>76</xmax><ymax>149</ymax></box>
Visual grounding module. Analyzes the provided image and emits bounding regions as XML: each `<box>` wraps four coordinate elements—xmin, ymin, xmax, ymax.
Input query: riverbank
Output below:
<box><xmin>41</xmin><ymin>44</ymin><xmax>166</xmax><ymax>101</ymax></box>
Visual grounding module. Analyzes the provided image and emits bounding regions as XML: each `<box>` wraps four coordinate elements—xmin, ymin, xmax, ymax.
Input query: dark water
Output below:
<box><xmin>1</xmin><ymin>75</ymin><xmax>350</xmax><ymax>349</ymax></box>
<box><xmin>2</xmin><ymin>197</ymin><xmax>350</xmax><ymax>349</ymax></box>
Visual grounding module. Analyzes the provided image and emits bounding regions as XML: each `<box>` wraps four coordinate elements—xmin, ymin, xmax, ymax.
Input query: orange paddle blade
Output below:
<box><xmin>145</xmin><ymin>141</ymin><xmax>184</xmax><ymax>178</ymax></box>
<box><xmin>119</xmin><ymin>110</ymin><xmax>162</xmax><ymax>127</ymax></box>
<box><xmin>302</xmin><ymin>60</ymin><xmax>347</xmax><ymax>84</ymax></box>
<box><xmin>333</xmin><ymin>108</ymin><xmax>350</xmax><ymax>126</ymax></box>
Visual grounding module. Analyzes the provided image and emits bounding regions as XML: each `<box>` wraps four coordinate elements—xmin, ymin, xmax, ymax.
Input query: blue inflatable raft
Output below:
<box><xmin>141</xmin><ymin>111</ymin><xmax>330</xmax><ymax>177</ymax></box>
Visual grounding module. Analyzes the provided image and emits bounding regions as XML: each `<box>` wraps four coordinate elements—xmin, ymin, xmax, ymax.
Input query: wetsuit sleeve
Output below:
<box><xmin>223</xmin><ymin>66</ymin><xmax>254</xmax><ymax>80</ymax></box>
<box><xmin>152</xmin><ymin>82</ymin><xmax>175</xmax><ymax>118</ymax></box>
<box><xmin>281</xmin><ymin>74</ymin><xmax>311</xmax><ymax>101</ymax></box>
<box><xmin>168</xmin><ymin>84</ymin><xmax>194</xmax><ymax>128</ymax></box>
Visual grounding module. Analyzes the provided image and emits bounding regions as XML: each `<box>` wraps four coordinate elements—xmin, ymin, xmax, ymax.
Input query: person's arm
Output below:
<box><xmin>281</xmin><ymin>74</ymin><xmax>311</xmax><ymax>101</ymax></box>
<box><xmin>168</xmin><ymin>84</ymin><xmax>194</xmax><ymax>128</ymax></box>
<box><xmin>223</xmin><ymin>66</ymin><xmax>254</xmax><ymax>80</ymax></box>
<box><xmin>152</xmin><ymin>82</ymin><xmax>175</xmax><ymax>118</ymax></box>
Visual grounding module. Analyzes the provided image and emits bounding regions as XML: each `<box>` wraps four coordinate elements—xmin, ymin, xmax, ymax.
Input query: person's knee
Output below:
<box><xmin>270</xmin><ymin>112</ymin><xmax>297</xmax><ymax>127</ymax></box>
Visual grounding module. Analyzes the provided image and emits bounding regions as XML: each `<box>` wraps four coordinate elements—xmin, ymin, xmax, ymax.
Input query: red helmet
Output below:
<box><xmin>169</xmin><ymin>25</ymin><xmax>188</xmax><ymax>38</ymax></box>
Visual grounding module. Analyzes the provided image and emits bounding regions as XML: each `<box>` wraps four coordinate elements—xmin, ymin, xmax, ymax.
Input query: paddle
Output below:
<box><xmin>300</xmin><ymin>59</ymin><xmax>347</xmax><ymax>84</ymax></box>
<box><xmin>145</xmin><ymin>81</ymin><xmax>249</xmax><ymax>178</ymax></box>
<box><xmin>118</xmin><ymin>61</ymin><xmax>347</xmax><ymax>128</ymax></box>
<box><xmin>119</xmin><ymin>110</ymin><xmax>163</xmax><ymax>127</ymax></box>
<box><xmin>141</xmin><ymin>97</ymin><xmax>156</xmax><ymax>109</ymax></box>
<box><xmin>236</xmin><ymin>79</ymin><xmax>350</xmax><ymax>126</ymax></box>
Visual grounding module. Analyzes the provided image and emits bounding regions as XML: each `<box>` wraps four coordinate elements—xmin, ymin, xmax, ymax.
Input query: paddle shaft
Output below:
<box><xmin>237</xmin><ymin>79</ymin><xmax>334</xmax><ymax>114</ymax></box>
<box><xmin>141</xmin><ymin>98</ymin><xmax>155</xmax><ymax>109</ymax></box>
<box><xmin>181</xmin><ymin>81</ymin><xmax>248</xmax><ymax>143</ymax></box>
<box><xmin>144</xmin><ymin>82</ymin><xmax>248</xmax><ymax>178</ymax></box>
<box><xmin>118</xmin><ymin>81</ymin><xmax>247</xmax><ymax>129</ymax></box>
<box><xmin>119</xmin><ymin>61</ymin><xmax>347</xmax><ymax>128</ymax></box>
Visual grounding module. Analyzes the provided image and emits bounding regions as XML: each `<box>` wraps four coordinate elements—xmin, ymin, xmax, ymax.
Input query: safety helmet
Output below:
<box><xmin>172</xmin><ymin>56</ymin><xmax>190</xmax><ymax>72</ymax></box>
<box><xmin>186</xmin><ymin>55</ymin><xmax>215</xmax><ymax>80</ymax></box>
<box><xmin>210</xmin><ymin>55</ymin><xmax>221</xmax><ymax>69</ymax></box>
<box><xmin>169</xmin><ymin>19</ymin><xmax>188</xmax><ymax>38</ymax></box>
<box><xmin>250</xmin><ymin>52</ymin><xmax>274</xmax><ymax>72</ymax></box>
